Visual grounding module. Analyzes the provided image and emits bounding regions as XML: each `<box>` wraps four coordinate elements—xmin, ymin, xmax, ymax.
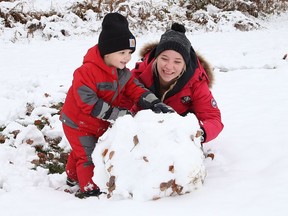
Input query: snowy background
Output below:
<box><xmin>1</xmin><ymin>0</ymin><xmax>288</xmax><ymax>215</ymax></box>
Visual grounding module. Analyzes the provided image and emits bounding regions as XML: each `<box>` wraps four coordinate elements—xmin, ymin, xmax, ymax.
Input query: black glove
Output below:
<box><xmin>152</xmin><ymin>102</ymin><xmax>175</xmax><ymax>113</ymax></box>
<box><xmin>138</xmin><ymin>91</ymin><xmax>160</xmax><ymax>109</ymax></box>
<box><xmin>138</xmin><ymin>92</ymin><xmax>175</xmax><ymax>114</ymax></box>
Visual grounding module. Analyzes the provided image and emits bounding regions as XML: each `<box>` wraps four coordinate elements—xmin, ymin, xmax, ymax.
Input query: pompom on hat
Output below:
<box><xmin>98</xmin><ymin>13</ymin><xmax>136</xmax><ymax>56</ymax></box>
<box><xmin>155</xmin><ymin>23</ymin><xmax>191</xmax><ymax>65</ymax></box>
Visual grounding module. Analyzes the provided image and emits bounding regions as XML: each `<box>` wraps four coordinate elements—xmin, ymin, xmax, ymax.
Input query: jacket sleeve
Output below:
<box><xmin>120</xmin><ymin>76</ymin><xmax>146</xmax><ymax>110</ymax></box>
<box><xmin>191</xmin><ymin>78</ymin><xmax>224</xmax><ymax>143</ymax></box>
<box><xmin>120</xmin><ymin>60</ymin><xmax>150</xmax><ymax>110</ymax></box>
<box><xmin>71</xmin><ymin>66</ymin><xmax>97</xmax><ymax>114</ymax></box>
<box><xmin>71</xmin><ymin>65</ymin><xmax>116</xmax><ymax>120</ymax></box>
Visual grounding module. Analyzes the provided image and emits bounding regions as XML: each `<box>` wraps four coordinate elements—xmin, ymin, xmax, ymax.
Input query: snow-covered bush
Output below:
<box><xmin>1</xmin><ymin>0</ymin><xmax>287</xmax><ymax>42</ymax></box>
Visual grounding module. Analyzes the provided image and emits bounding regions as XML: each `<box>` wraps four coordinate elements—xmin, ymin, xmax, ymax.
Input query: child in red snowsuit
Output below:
<box><xmin>60</xmin><ymin>13</ymin><xmax>173</xmax><ymax>198</ymax></box>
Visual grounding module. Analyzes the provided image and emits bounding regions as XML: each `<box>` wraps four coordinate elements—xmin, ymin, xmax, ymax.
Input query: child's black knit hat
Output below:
<box><xmin>98</xmin><ymin>13</ymin><xmax>136</xmax><ymax>56</ymax></box>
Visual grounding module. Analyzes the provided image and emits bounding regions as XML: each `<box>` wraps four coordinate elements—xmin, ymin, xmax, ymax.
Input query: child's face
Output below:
<box><xmin>104</xmin><ymin>49</ymin><xmax>133</xmax><ymax>69</ymax></box>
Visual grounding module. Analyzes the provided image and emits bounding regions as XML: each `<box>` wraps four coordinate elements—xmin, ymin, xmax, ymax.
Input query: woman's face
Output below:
<box><xmin>156</xmin><ymin>50</ymin><xmax>185</xmax><ymax>84</ymax></box>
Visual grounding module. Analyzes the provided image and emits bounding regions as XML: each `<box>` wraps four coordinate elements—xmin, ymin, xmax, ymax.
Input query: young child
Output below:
<box><xmin>60</xmin><ymin>12</ymin><xmax>173</xmax><ymax>198</ymax></box>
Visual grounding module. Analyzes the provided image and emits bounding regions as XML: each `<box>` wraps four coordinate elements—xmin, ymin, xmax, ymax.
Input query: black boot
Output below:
<box><xmin>66</xmin><ymin>177</ymin><xmax>78</xmax><ymax>187</ymax></box>
<box><xmin>75</xmin><ymin>188</ymin><xmax>105</xmax><ymax>199</ymax></box>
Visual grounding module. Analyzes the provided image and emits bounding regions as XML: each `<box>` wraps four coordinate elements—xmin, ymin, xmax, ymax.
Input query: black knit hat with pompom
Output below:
<box><xmin>155</xmin><ymin>23</ymin><xmax>191</xmax><ymax>65</ymax></box>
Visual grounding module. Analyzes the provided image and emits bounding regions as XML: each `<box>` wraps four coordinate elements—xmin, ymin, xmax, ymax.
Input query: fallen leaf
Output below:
<box><xmin>26</xmin><ymin>139</ymin><xmax>34</xmax><ymax>145</ymax></box>
<box><xmin>106</xmin><ymin>175</ymin><xmax>116</xmax><ymax>196</ymax></box>
<box><xmin>102</xmin><ymin>148</ymin><xmax>108</xmax><ymax>157</ymax></box>
<box><xmin>0</xmin><ymin>134</ymin><xmax>6</xmax><ymax>144</ymax></box>
<box><xmin>133</xmin><ymin>135</ymin><xmax>139</xmax><ymax>145</ymax></box>
<box><xmin>130</xmin><ymin>135</ymin><xmax>139</xmax><ymax>152</ymax></box>
<box><xmin>109</xmin><ymin>151</ymin><xmax>115</xmax><ymax>160</ymax></box>
<box><xmin>195</xmin><ymin>130</ymin><xmax>202</xmax><ymax>138</ymax></box>
<box><xmin>152</xmin><ymin>196</ymin><xmax>161</xmax><ymax>200</ymax></box>
<box><xmin>107</xmin><ymin>165</ymin><xmax>113</xmax><ymax>173</ymax></box>
<box><xmin>207</xmin><ymin>153</ymin><xmax>215</xmax><ymax>160</ymax></box>
<box><xmin>168</xmin><ymin>165</ymin><xmax>174</xmax><ymax>173</ymax></box>
<box><xmin>160</xmin><ymin>182</ymin><xmax>168</xmax><ymax>191</ymax></box>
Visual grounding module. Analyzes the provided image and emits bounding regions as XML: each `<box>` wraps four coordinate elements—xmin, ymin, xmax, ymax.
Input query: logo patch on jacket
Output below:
<box><xmin>211</xmin><ymin>98</ymin><xmax>218</xmax><ymax>108</ymax></box>
<box><xmin>181</xmin><ymin>96</ymin><xmax>191</xmax><ymax>104</ymax></box>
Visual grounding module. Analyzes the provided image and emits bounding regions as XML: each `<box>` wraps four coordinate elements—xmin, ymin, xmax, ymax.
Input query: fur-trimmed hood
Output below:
<box><xmin>138</xmin><ymin>42</ymin><xmax>214</xmax><ymax>88</ymax></box>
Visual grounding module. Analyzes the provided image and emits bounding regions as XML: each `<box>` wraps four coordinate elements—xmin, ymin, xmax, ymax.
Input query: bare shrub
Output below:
<box><xmin>1</xmin><ymin>0</ymin><xmax>288</xmax><ymax>40</ymax></box>
<box><xmin>70</xmin><ymin>1</ymin><xmax>101</xmax><ymax>20</ymax></box>
<box><xmin>182</xmin><ymin>0</ymin><xmax>288</xmax><ymax>17</ymax></box>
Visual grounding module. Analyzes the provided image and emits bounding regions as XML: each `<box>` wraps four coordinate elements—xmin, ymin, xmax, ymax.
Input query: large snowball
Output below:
<box><xmin>92</xmin><ymin>110</ymin><xmax>206</xmax><ymax>201</ymax></box>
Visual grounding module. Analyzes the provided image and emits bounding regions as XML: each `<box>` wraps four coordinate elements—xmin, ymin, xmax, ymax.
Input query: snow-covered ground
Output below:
<box><xmin>1</xmin><ymin>1</ymin><xmax>288</xmax><ymax>215</ymax></box>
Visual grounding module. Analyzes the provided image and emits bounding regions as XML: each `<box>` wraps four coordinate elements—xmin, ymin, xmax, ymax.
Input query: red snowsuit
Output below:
<box><xmin>122</xmin><ymin>44</ymin><xmax>224</xmax><ymax>143</ymax></box>
<box><xmin>60</xmin><ymin>45</ymin><xmax>148</xmax><ymax>192</ymax></box>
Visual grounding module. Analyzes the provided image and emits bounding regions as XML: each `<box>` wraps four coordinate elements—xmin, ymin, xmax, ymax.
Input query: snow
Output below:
<box><xmin>1</xmin><ymin>1</ymin><xmax>288</xmax><ymax>215</ymax></box>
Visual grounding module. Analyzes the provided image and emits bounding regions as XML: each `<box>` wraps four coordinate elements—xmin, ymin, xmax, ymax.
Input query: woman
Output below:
<box><xmin>123</xmin><ymin>23</ymin><xmax>223</xmax><ymax>143</ymax></box>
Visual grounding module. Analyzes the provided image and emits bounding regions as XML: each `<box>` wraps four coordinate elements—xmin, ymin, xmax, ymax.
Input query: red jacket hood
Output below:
<box><xmin>83</xmin><ymin>45</ymin><xmax>113</xmax><ymax>72</ymax></box>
